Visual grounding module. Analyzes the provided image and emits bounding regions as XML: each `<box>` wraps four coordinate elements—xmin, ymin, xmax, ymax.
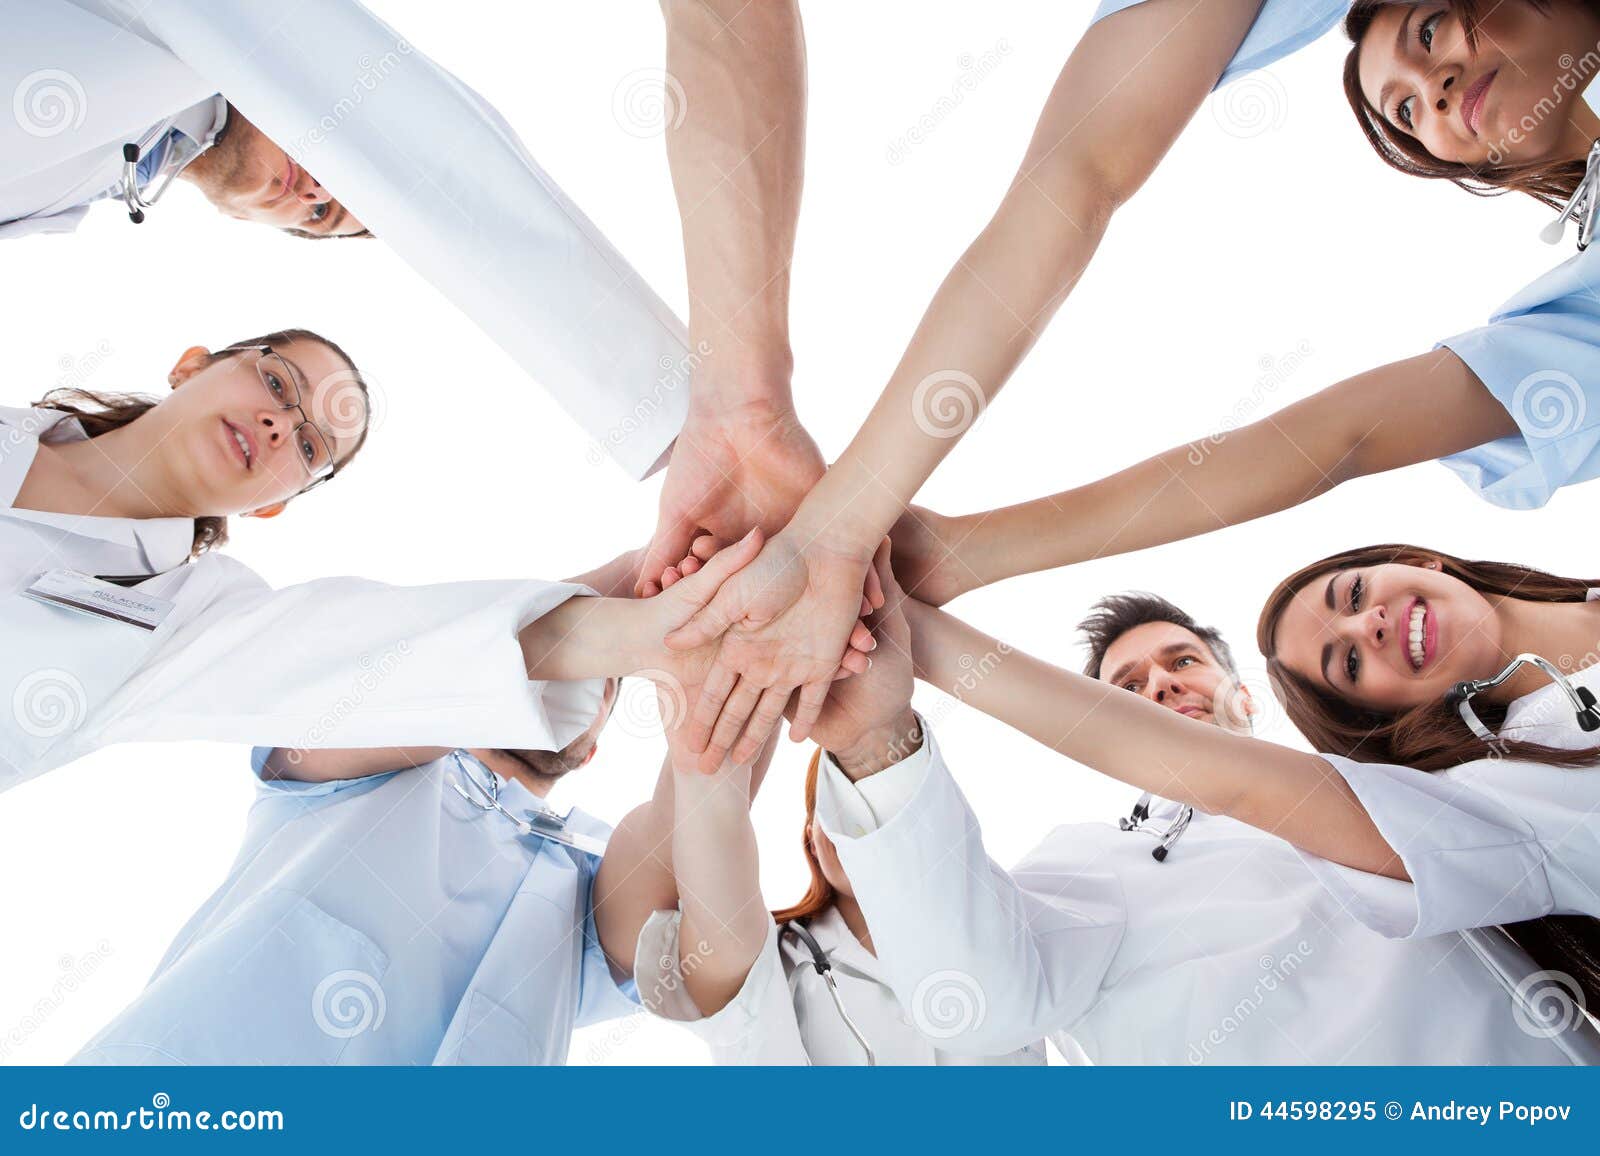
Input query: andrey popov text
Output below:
<box><xmin>1229</xmin><ymin>1101</ymin><xmax>1573</xmax><ymax>1125</ymax></box>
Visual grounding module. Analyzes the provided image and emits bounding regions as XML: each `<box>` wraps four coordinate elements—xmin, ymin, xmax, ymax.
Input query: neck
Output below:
<box><xmin>832</xmin><ymin>894</ymin><xmax>875</xmax><ymax>956</ymax></box>
<box><xmin>34</xmin><ymin>421</ymin><xmax>193</xmax><ymax>520</ymax></box>
<box><xmin>1488</xmin><ymin>594</ymin><xmax>1600</xmax><ymax>703</ymax></box>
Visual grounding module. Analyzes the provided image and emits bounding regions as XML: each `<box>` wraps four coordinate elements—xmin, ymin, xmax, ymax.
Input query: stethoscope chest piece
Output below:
<box><xmin>1446</xmin><ymin>653</ymin><xmax>1600</xmax><ymax>748</ymax></box>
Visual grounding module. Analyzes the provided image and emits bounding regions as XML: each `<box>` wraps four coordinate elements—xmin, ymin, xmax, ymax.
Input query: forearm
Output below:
<box><xmin>672</xmin><ymin>762</ymin><xmax>771</xmax><ymax>1015</ymax></box>
<box><xmin>662</xmin><ymin>0</ymin><xmax>804</xmax><ymax>404</ymax></box>
<box><xmin>828</xmin><ymin>708</ymin><xmax>923</xmax><ymax>782</ymax></box>
<box><xmin>517</xmin><ymin>594</ymin><xmax>651</xmax><ymax>681</ymax></box>
<box><xmin>940</xmin><ymin>350</ymin><xmax>1516</xmax><ymax>590</ymax></box>
<box><xmin>903</xmin><ymin>600</ymin><xmax>1405</xmax><ymax>878</ymax></box>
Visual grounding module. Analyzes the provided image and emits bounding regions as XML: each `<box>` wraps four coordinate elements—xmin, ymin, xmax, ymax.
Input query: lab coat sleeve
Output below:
<box><xmin>66</xmin><ymin>554</ymin><xmax>606</xmax><ymax>759</ymax></box>
<box><xmin>120</xmin><ymin>0</ymin><xmax>689</xmax><ymax>478</ymax></box>
<box><xmin>1295</xmin><ymin>754</ymin><xmax>1556</xmax><ymax>939</ymax></box>
<box><xmin>1436</xmin><ymin>281</ymin><xmax>1600</xmax><ymax>509</ymax></box>
<box><xmin>634</xmin><ymin>910</ymin><xmax>811</xmax><ymax>1065</ymax></box>
<box><xmin>815</xmin><ymin>730</ymin><xmax>1125</xmax><ymax>1056</ymax></box>
<box><xmin>1090</xmin><ymin>0</ymin><xmax>1346</xmax><ymax>87</ymax></box>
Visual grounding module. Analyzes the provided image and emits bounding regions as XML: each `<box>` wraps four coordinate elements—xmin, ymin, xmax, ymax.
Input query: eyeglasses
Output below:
<box><xmin>227</xmin><ymin>344</ymin><xmax>340</xmax><ymax>491</ymax></box>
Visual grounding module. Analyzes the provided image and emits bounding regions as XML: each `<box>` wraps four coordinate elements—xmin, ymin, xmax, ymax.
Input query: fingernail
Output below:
<box><xmin>866</xmin><ymin>656</ymin><xmax>873</xmax><ymax>669</ymax></box>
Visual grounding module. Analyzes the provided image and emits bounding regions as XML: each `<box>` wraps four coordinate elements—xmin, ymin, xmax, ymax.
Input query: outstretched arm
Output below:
<box><xmin>668</xmin><ymin>0</ymin><xmax>1271</xmax><ymax>762</ymax></box>
<box><xmin>903</xmin><ymin>598</ymin><xmax>1408</xmax><ymax>880</ymax></box>
<box><xmin>895</xmin><ymin>349</ymin><xmax>1517</xmax><ymax>602</ymax></box>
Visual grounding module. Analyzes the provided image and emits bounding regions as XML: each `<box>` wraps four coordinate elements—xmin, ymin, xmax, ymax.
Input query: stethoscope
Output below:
<box><xmin>446</xmin><ymin>752</ymin><xmax>607</xmax><ymax>856</ymax></box>
<box><xmin>780</xmin><ymin>920</ymin><xmax>875</xmax><ymax>1065</ymax></box>
<box><xmin>1540</xmin><ymin>138</ymin><xmax>1600</xmax><ymax>250</ymax></box>
<box><xmin>1119</xmin><ymin>793</ymin><xmax>1193</xmax><ymax>862</ymax></box>
<box><xmin>1446</xmin><ymin>653</ymin><xmax>1600</xmax><ymax>748</ymax></box>
<box><xmin>117</xmin><ymin>139</ymin><xmax>182</xmax><ymax>225</ymax></box>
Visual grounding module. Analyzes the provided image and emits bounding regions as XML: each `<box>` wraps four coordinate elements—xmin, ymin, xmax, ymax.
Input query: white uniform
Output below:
<box><xmin>1307</xmin><ymin>651</ymin><xmax>1600</xmax><ymax>941</ymax></box>
<box><xmin>814</xmin><ymin>727</ymin><xmax>1585</xmax><ymax>1064</ymax></box>
<box><xmin>634</xmin><ymin>737</ymin><xmax>1045</xmax><ymax>1065</ymax></box>
<box><xmin>0</xmin><ymin>405</ymin><xmax>604</xmax><ymax>791</ymax></box>
<box><xmin>74</xmin><ymin>749</ymin><xmax>635</xmax><ymax>1065</ymax></box>
<box><xmin>3</xmin><ymin>0</ymin><xmax>687</xmax><ymax>476</ymax></box>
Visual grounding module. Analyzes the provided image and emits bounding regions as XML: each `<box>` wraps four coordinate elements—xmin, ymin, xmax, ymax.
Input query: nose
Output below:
<box><xmin>1357</xmin><ymin>603</ymin><xmax>1390</xmax><ymax>650</ymax></box>
<box><xmin>1429</xmin><ymin>66</ymin><xmax>1459</xmax><ymax>117</ymax></box>
<box><xmin>255</xmin><ymin>410</ymin><xmax>298</xmax><ymax>455</ymax></box>
<box><xmin>297</xmin><ymin>182</ymin><xmax>331</xmax><ymax>206</ymax></box>
<box><xmin>1146</xmin><ymin>667</ymin><xmax>1186</xmax><ymax>705</ymax></box>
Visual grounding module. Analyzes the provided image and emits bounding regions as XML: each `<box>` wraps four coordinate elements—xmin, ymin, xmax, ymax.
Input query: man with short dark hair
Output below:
<box><xmin>805</xmin><ymin>590</ymin><xmax>1581</xmax><ymax>1063</ymax></box>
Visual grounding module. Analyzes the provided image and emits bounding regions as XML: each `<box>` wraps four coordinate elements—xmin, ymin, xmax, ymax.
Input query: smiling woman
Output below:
<box><xmin>1345</xmin><ymin>0</ymin><xmax>1600</xmax><ymax>205</ymax></box>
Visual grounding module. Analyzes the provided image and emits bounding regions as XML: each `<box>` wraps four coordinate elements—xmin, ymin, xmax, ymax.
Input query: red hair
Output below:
<box><xmin>770</xmin><ymin>749</ymin><xmax>836</xmax><ymax>925</ymax></box>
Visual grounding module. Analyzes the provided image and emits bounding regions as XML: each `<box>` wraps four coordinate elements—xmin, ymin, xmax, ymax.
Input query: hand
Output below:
<box><xmin>889</xmin><ymin>505</ymin><xmax>978</xmax><ymax>607</ymax></box>
<box><xmin>794</xmin><ymin>540</ymin><xmax>915</xmax><ymax>762</ymax></box>
<box><xmin>665</xmin><ymin>523</ymin><xmax>883</xmax><ymax>769</ymax></box>
<box><xmin>640</xmin><ymin>532</ymin><xmax>873</xmax><ymax>755</ymax></box>
<box><xmin>635</xmin><ymin>401</ymin><xmax>825</xmax><ymax>597</ymax></box>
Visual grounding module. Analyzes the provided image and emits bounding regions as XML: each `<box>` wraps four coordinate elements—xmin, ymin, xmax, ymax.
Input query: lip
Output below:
<box><xmin>266</xmin><ymin>157</ymin><xmax>299</xmax><ymax>207</ymax></box>
<box><xmin>1174</xmin><ymin>704</ymin><xmax>1208</xmax><ymax>719</ymax></box>
<box><xmin>220</xmin><ymin>418</ymin><xmax>256</xmax><ymax>470</ymax></box>
<box><xmin>1403</xmin><ymin>597</ymin><xmax>1438</xmax><ymax>673</ymax></box>
<box><xmin>1460</xmin><ymin>69</ymin><xmax>1497</xmax><ymax>137</ymax></box>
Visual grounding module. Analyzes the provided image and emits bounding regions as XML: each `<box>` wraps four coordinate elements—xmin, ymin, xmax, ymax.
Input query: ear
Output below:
<box><xmin>1422</xmin><ymin>558</ymin><xmax>1442</xmax><ymax>571</ymax></box>
<box><xmin>168</xmin><ymin>345</ymin><xmax>212</xmax><ymax>389</ymax></box>
<box><xmin>580</xmin><ymin>744</ymin><xmax>598</xmax><ymax>767</ymax></box>
<box><xmin>244</xmin><ymin>502</ymin><xmax>286</xmax><ymax>519</ymax></box>
<box><xmin>1235</xmin><ymin>682</ymin><xmax>1258</xmax><ymax>718</ymax></box>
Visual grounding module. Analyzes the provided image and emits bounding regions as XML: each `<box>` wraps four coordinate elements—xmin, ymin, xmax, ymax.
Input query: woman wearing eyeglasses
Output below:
<box><xmin>0</xmin><ymin>334</ymin><xmax>865</xmax><ymax>792</ymax></box>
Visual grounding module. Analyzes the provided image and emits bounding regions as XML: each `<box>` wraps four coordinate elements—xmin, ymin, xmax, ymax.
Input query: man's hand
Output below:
<box><xmin>636</xmin><ymin>402</ymin><xmax>825</xmax><ymax>597</ymax></box>
<box><xmin>664</xmin><ymin>522</ymin><xmax>883</xmax><ymax>769</ymax></box>
<box><xmin>890</xmin><ymin>505</ymin><xmax>982</xmax><ymax>607</ymax></box>
<box><xmin>796</xmin><ymin>541</ymin><xmax>917</xmax><ymax>775</ymax></box>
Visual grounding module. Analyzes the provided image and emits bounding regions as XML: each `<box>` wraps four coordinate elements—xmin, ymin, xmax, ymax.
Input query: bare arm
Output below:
<box><xmin>911</xmin><ymin>349</ymin><xmax>1516</xmax><ymax>599</ymax></box>
<box><xmin>904</xmin><ymin>599</ymin><xmax>1409</xmax><ymax>880</ymax></box>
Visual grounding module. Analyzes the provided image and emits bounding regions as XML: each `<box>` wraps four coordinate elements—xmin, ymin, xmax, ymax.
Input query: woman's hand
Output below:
<box><xmin>889</xmin><ymin>505</ymin><xmax>981</xmax><ymax>607</ymax></box>
<box><xmin>663</xmin><ymin>523</ymin><xmax>883</xmax><ymax>770</ymax></box>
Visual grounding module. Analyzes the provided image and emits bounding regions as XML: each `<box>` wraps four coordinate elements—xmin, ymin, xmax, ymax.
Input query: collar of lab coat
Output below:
<box><xmin>0</xmin><ymin>404</ymin><xmax>194</xmax><ymax>574</ymax></box>
<box><xmin>790</xmin><ymin>905</ymin><xmax>883</xmax><ymax>985</ymax></box>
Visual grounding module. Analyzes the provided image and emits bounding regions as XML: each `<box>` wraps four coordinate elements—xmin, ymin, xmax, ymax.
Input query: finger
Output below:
<box><xmin>864</xmin><ymin>555</ymin><xmax>886</xmax><ymax>610</ymax></box>
<box><xmin>731</xmin><ymin>686</ymin><xmax>791</xmax><ymax>766</ymax></box>
<box><xmin>848</xmin><ymin>619</ymin><xmax>877</xmax><ymax>653</ymax></box>
<box><xmin>639</xmin><ymin>579</ymin><xmax>661</xmax><ymax>598</ymax></box>
<box><xmin>664</xmin><ymin>528</ymin><xmax>766</xmax><ymax>650</ymax></box>
<box><xmin>686</xmin><ymin>662</ymin><xmax>739</xmax><ymax>753</ymax></box>
<box><xmin>678</xmin><ymin>555</ymin><xmax>702</xmax><ymax>576</ymax></box>
<box><xmin>635</xmin><ymin>517</ymin><xmax>697</xmax><ymax>598</ymax></box>
<box><xmin>838</xmin><ymin>648</ymin><xmax>871</xmax><ymax>676</ymax></box>
<box><xmin>788</xmin><ymin>679</ymin><xmax>831</xmax><ymax>743</ymax></box>
<box><xmin>859</xmin><ymin>595</ymin><xmax>872</xmax><ymax>617</ymax></box>
<box><xmin>873</xmin><ymin>537</ymin><xmax>904</xmax><ymax>603</ymax></box>
<box><xmin>660</xmin><ymin>565</ymin><xmax>682</xmax><ymax>589</ymax></box>
<box><xmin>690</xmin><ymin>535</ymin><xmax>727</xmax><ymax>561</ymax></box>
<box><xmin>707</xmin><ymin>678</ymin><xmax>764</xmax><ymax>767</ymax></box>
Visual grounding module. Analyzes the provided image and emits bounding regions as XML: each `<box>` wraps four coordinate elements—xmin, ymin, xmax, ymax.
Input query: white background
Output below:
<box><xmin>0</xmin><ymin>1</ymin><xmax>1589</xmax><ymax>1065</ymax></box>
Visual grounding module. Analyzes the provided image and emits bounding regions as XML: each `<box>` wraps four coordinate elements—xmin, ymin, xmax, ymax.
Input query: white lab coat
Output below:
<box><xmin>74</xmin><ymin>749</ymin><xmax>636</xmax><ymax>1064</ymax></box>
<box><xmin>1305</xmin><ymin>642</ymin><xmax>1600</xmax><ymax>941</ymax></box>
<box><xmin>0</xmin><ymin>405</ymin><xmax>604</xmax><ymax>791</ymax></box>
<box><xmin>3</xmin><ymin>0</ymin><xmax>687</xmax><ymax>476</ymax></box>
<box><xmin>815</xmin><ymin>727</ymin><xmax>1585</xmax><ymax>1064</ymax></box>
<box><xmin>634</xmin><ymin>737</ymin><xmax>1045</xmax><ymax>1065</ymax></box>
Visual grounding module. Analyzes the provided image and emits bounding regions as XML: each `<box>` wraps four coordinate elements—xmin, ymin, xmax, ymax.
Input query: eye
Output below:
<box><xmin>309</xmin><ymin>202</ymin><xmax>329</xmax><ymax>224</ymax></box>
<box><xmin>262</xmin><ymin>370</ymin><xmax>287</xmax><ymax>399</ymax></box>
<box><xmin>1397</xmin><ymin>94</ymin><xmax>1417</xmax><ymax>131</ymax></box>
<box><xmin>1173</xmin><ymin>655</ymin><xmax>1197</xmax><ymax>670</ymax></box>
<box><xmin>1121</xmin><ymin>681</ymin><xmax>1142</xmax><ymax>694</ymax></box>
<box><xmin>1345</xmin><ymin>646</ymin><xmax>1361</xmax><ymax>684</ymax></box>
<box><xmin>297</xmin><ymin>433</ymin><xmax>318</xmax><ymax>465</ymax></box>
<box><xmin>1420</xmin><ymin>10</ymin><xmax>1443</xmax><ymax>51</ymax></box>
<box><xmin>1349</xmin><ymin>574</ymin><xmax>1365</xmax><ymax>613</ymax></box>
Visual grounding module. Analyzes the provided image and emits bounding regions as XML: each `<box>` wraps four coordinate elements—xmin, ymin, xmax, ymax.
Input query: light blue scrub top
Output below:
<box><xmin>73</xmin><ymin>750</ymin><xmax>636</xmax><ymax>1066</ymax></box>
<box><xmin>1439</xmin><ymin>247</ymin><xmax>1600</xmax><ymax>509</ymax></box>
<box><xmin>1091</xmin><ymin>1</ymin><xmax>1348</xmax><ymax>86</ymax></box>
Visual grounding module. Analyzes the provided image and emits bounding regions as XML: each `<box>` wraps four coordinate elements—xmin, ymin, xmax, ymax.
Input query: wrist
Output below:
<box><xmin>831</xmin><ymin>708</ymin><xmax>922</xmax><ymax>780</ymax></box>
<box><xmin>684</xmin><ymin>346</ymin><xmax>795</xmax><ymax>415</ymax></box>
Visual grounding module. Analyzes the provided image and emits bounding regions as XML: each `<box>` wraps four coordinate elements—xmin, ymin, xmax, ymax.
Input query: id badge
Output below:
<box><xmin>521</xmin><ymin>809</ymin><xmax>609</xmax><ymax>858</ymax></box>
<box><xmin>22</xmin><ymin>569</ymin><xmax>175</xmax><ymax>631</ymax></box>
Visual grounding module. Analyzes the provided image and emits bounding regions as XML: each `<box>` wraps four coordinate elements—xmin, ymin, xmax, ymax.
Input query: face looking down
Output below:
<box><xmin>1098</xmin><ymin>620</ymin><xmax>1255</xmax><ymax>734</ymax></box>
<box><xmin>1273</xmin><ymin>558</ymin><xmax>1506</xmax><ymax>714</ymax></box>
<box><xmin>182</xmin><ymin>107</ymin><xmax>369</xmax><ymax>239</ymax></box>
<box><xmin>1357</xmin><ymin>2</ymin><xmax>1600</xmax><ymax>169</ymax></box>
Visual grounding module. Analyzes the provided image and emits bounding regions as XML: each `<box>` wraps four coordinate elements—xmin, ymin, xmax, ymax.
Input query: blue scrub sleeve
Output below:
<box><xmin>1090</xmin><ymin>0</ymin><xmax>1347</xmax><ymax>87</ymax></box>
<box><xmin>574</xmin><ymin>855</ymin><xmax>641</xmax><ymax>1029</ymax></box>
<box><xmin>1437</xmin><ymin>319</ymin><xmax>1600</xmax><ymax>509</ymax></box>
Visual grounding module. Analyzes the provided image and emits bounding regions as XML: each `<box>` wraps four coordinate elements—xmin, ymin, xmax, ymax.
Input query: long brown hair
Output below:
<box><xmin>770</xmin><ymin>749</ymin><xmax>836</xmax><ymax>925</ymax></box>
<box><xmin>30</xmin><ymin>328</ymin><xmax>368</xmax><ymax>559</ymax></box>
<box><xmin>1344</xmin><ymin>1</ymin><xmax>1594</xmax><ymax>208</ymax></box>
<box><xmin>1259</xmin><ymin>542</ymin><xmax>1600</xmax><ymax>1015</ymax></box>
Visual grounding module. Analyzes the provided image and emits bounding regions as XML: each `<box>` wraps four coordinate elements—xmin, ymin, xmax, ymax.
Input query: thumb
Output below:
<box><xmin>664</xmin><ymin>527</ymin><xmax>764</xmax><ymax>649</ymax></box>
<box><xmin>635</xmin><ymin>515</ymin><xmax>698</xmax><ymax>597</ymax></box>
